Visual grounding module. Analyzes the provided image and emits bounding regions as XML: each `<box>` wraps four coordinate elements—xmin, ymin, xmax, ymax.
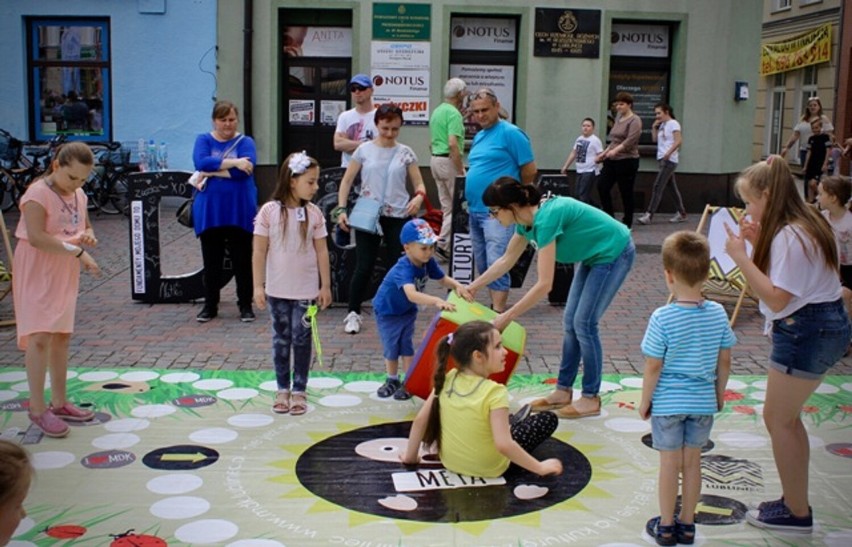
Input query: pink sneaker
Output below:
<box><xmin>51</xmin><ymin>402</ymin><xmax>95</xmax><ymax>422</ymax></box>
<box><xmin>29</xmin><ymin>409</ymin><xmax>70</xmax><ymax>438</ymax></box>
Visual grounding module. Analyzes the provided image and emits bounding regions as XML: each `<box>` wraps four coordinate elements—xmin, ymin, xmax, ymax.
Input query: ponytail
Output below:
<box><xmin>422</xmin><ymin>337</ymin><xmax>451</xmax><ymax>449</ymax></box>
<box><xmin>482</xmin><ymin>177</ymin><xmax>542</xmax><ymax>210</ymax></box>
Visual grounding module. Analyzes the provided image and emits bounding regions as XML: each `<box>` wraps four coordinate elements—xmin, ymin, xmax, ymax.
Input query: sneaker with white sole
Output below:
<box><xmin>669</xmin><ymin>212</ymin><xmax>687</xmax><ymax>223</ymax></box>
<box><xmin>637</xmin><ymin>213</ymin><xmax>652</xmax><ymax>225</ymax></box>
<box><xmin>343</xmin><ymin>311</ymin><xmax>362</xmax><ymax>334</ymax></box>
<box><xmin>746</xmin><ymin>502</ymin><xmax>812</xmax><ymax>534</ymax></box>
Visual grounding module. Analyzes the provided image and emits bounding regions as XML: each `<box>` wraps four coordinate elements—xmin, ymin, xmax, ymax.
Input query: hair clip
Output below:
<box><xmin>446</xmin><ymin>333</ymin><xmax>454</xmax><ymax>345</ymax></box>
<box><xmin>289</xmin><ymin>151</ymin><xmax>311</xmax><ymax>175</ymax></box>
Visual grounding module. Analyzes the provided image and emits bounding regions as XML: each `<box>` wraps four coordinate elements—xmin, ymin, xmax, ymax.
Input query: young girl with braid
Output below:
<box><xmin>402</xmin><ymin>321</ymin><xmax>562</xmax><ymax>478</ymax></box>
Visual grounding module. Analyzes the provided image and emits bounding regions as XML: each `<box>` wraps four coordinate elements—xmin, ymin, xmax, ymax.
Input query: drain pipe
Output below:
<box><xmin>243</xmin><ymin>0</ymin><xmax>254</xmax><ymax>136</ymax></box>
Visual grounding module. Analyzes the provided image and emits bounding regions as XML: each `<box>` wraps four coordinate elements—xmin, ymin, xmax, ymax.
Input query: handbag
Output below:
<box><xmin>347</xmin><ymin>146</ymin><xmax>399</xmax><ymax>235</ymax></box>
<box><xmin>177</xmin><ymin>135</ymin><xmax>246</xmax><ymax>229</ymax></box>
<box><xmin>420</xmin><ymin>193</ymin><xmax>443</xmax><ymax>235</ymax></box>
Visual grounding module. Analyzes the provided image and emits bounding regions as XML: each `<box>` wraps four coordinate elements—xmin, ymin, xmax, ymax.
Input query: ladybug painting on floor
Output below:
<box><xmin>109</xmin><ymin>529</ymin><xmax>167</xmax><ymax>546</ymax></box>
<box><xmin>44</xmin><ymin>524</ymin><xmax>87</xmax><ymax>539</ymax></box>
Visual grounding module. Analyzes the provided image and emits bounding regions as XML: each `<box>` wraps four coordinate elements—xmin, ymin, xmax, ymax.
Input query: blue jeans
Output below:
<box><xmin>469</xmin><ymin>211</ymin><xmax>512</xmax><ymax>292</ymax></box>
<box><xmin>651</xmin><ymin>415</ymin><xmax>714</xmax><ymax>451</ymax></box>
<box><xmin>268</xmin><ymin>296</ymin><xmax>313</xmax><ymax>392</ymax></box>
<box><xmin>558</xmin><ymin>240</ymin><xmax>635</xmax><ymax>396</ymax></box>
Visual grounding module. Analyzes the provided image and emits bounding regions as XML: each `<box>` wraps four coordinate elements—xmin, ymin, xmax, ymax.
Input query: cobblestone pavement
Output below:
<box><xmin>1</xmin><ymin>202</ymin><xmax>849</xmax><ymax>376</ymax></box>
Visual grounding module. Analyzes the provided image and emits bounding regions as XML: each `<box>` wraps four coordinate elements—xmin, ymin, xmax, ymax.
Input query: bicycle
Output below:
<box><xmin>83</xmin><ymin>141</ymin><xmax>138</xmax><ymax>216</ymax></box>
<box><xmin>0</xmin><ymin>130</ymin><xmax>66</xmax><ymax>211</ymax></box>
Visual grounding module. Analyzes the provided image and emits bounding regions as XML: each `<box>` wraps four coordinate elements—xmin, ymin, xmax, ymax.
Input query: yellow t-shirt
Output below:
<box><xmin>438</xmin><ymin>369</ymin><xmax>510</xmax><ymax>477</ymax></box>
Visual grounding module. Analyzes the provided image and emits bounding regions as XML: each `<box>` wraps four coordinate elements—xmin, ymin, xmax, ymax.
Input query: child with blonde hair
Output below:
<box><xmin>14</xmin><ymin>142</ymin><xmax>100</xmax><ymax>438</ymax></box>
<box><xmin>253</xmin><ymin>151</ymin><xmax>331</xmax><ymax>416</ymax></box>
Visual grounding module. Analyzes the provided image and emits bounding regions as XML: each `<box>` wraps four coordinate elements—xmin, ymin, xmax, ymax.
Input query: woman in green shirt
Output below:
<box><xmin>468</xmin><ymin>177</ymin><xmax>635</xmax><ymax>418</ymax></box>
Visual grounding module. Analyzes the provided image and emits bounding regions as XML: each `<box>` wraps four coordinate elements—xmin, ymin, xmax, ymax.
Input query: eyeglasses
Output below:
<box><xmin>472</xmin><ymin>89</ymin><xmax>497</xmax><ymax>101</ymax></box>
<box><xmin>488</xmin><ymin>207</ymin><xmax>501</xmax><ymax>217</ymax></box>
<box><xmin>350</xmin><ymin>85</ymin><xmax>368</xmax><ymax>93</ymax></box>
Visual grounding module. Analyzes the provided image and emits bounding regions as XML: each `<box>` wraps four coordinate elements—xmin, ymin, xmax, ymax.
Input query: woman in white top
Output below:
<box><xmin>780</xmin><ymin>96</ymin><xmax>834</xmax><ymax>166</ymax></box>
<box><xmin>638</xmin><ymin>103</ymin><xmax>686</xmax><ymax>225</ymax></box>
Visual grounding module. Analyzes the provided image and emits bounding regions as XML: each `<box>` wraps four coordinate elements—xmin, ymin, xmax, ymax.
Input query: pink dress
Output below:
<box><xmin>12</xmin><ymin>180</ymin><xmax>89</xmax><ymax>350</ymax></box>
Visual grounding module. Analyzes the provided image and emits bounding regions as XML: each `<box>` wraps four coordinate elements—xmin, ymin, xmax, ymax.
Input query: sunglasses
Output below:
<box><xmin>472</xmin><ymin>89</ymin><xmax>497</xmax><ymax>101</ymax></box>
<box><xmin>349</xmin><ymin>85</ymin><xmax>368</xmax><ymax>92</ymax></box>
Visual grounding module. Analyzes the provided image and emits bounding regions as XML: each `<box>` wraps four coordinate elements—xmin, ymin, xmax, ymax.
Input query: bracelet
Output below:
<box><xmin>75</xmin><ymin>248</ymin><xmax>85</xmax><ymax>258</ymax></box>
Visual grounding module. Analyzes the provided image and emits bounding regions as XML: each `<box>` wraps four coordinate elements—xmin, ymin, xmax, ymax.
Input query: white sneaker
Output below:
<box><xmin>343</xmin><ymin>311</ymin><xmax>362</xmax><ymax>334</ymax></box>
<box><xmin>669</xmin><ymin>212</ymin><xmax>687</xmax><ymax>223</ymax></box>
<box><xmin>637</xmin><ymin>213</ymin><xmax>652</xmax><ymax>225</ymax></box>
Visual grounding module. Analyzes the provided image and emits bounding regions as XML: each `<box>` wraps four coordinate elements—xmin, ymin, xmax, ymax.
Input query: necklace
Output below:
<box><xmin>674</xmin><ymin>299</ymin><xmax>704</xmax><ymax>307</ymax></box>
<box><xmin>446</xmin><ymin>373</ymin><xmax>486</xmax><ymax>398</ymax></box>
<box><xmin>46</xmin><ymin>178</ymin><xmax>80</xmax><ymax>231</ymax></box>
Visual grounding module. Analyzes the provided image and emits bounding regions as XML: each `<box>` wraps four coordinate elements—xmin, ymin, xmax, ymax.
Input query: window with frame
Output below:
<box><xmin>768</xmin><ymin>73</ymin><xmax>786</xmax><ymax>157</ymax></box>
<box><xmin>774</xmin><ymin>0</ymin><xmax>792</xmax><ymax>10</ymax></box>
<box><xmin>799</xmin><ymin>65</ymin><xmax>819</xmax><ymax>117</ymax></box>
<box><xmin>26</xmin><ymin>17</ymin><xmax>110</xmax><ymax>142</ymax></box>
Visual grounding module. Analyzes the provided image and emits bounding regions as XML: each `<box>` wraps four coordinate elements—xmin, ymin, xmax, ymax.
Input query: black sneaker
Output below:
<box><xmin>377</xmin><ymin>378</ymin><xmax>401</xmax><ymax>398</ymax></box>
<box><xmin>196</xmin><ymin>305</ymin><xmax>218</xmax><ymax>323</ymax></box>
<box><xmin>239</xmin><ymin>307</ymin><xmax>256</xmax><ymax>323</ymax></box>
<box><xmin>509</xmin><ymin>403</ymin><xmax>531</xmax><ymax>427</ymax></box>
<box><xmin>746</xmin><ymin>502</ymin><xmax>813</xmax><ymax>534</ymax></box>
<box><xmin>393</xmin><ymin>385</ymin><xmax>412</xmax><ymax>400</ymax></box>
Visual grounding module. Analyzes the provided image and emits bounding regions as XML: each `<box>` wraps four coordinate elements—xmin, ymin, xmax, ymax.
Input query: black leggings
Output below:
<box><xmin>199</xmin><ymin>226</ymin><xmax>253</xmax><ymax>308</ymax></box>
<box><xmin>598</xmin><ymin>157</ymin><xmax>640</xmax><ymax>228</ymax></box>
<box><xmin>511</xmin><ymin>411</ymin><xmax>558</xmax><ymax>454</ymax></box>
<box><xmin>348</xmin><ymin>216</ymin><xmax>408</xmax><ymax>314</ymax></box>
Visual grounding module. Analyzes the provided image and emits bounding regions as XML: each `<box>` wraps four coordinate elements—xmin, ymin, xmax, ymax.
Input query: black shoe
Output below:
<box><xmin>196</xmin><ymin>305</ymin><xmax>218</xmax><ymax>323</ymax></box>
<box><xmin>509</xmin><ymin>403</ymin><xmax>531</xmax><ymax>427</ymax></box>
<box><xmin>393</xmin><ymin>386</ymin><xmax>412</xmax><ymax>400</ymax></box>
<box><xmin>377</xmin><ymin>378</ymin><xmax>401</xmax><ymax>398</ymax></box>
<box><xmin>239</xmin><ymin>307</ymin><xmax>256</xmax><ymax>323</ymax></box>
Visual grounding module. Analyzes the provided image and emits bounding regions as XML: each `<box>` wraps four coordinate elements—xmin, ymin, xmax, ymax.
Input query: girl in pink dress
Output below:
<box><xmin>13</xmin><ymin>142</ymin><xmax>101</xmax><ymax>438</ymax></box>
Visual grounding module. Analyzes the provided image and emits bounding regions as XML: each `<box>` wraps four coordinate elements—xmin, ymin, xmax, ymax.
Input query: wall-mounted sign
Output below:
<box><xmin>288</xmin><ymin>100</ymin><xmax>315</xmax><ymax>125</ymax></box>
<box><xmin>371</xmin><ymin>40</ymin><xmax>430</xmax><ymax>69</ymax></box>
<box><xmin>611</xmin><ymin>23</ymin><xmax>669</xmax><ymax>58</ymax></box>
<box><xmin>609</xmin><ymin>70</ymin><xmax>668</xmax><ymax>143</ymax></box>
<box><xmin>283</xmin><ymin>26</ymin><xmax>352</xmax><ymax>57</ymax></box>
<box><xmin>450</xmin><ymin>64</ymin><xmax>515</xmax><ymax>138</ymax></box>
<box><xmin>760</xmin><ymin>24</ymin><xmax>831</xmax><ymax>76</ymax></box>
<box><xmin>534</xmin><ymin>8</ymin><xmax>601</xmax><ymax>58</ymax></box>
<box><xmin>373</xmin><ymin>3</ymin><xmax>430</xmax><ymax>41</ymax></box>
<box><xmin>450</xmin><ymin>17</ymin><xmax>516</xmax><ymax>51</ymax></box>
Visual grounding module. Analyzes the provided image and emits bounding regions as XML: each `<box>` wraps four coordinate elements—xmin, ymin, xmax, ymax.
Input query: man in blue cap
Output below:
<box><xmin>334</xmin><ymin>74</ymin><xmax>377</xmax><ymax>167</ymax></box>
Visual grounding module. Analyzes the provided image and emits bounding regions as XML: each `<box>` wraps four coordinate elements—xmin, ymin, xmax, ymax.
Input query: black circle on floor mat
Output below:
<box><xmin>142</xmin><ymin>444</ymin><xmax>219</xmax><ymax>470</ymax></box>
<box><xmin>295</xmin><ymin>421</ymin><xmax>592</xmax><ymax>522</ymax></box>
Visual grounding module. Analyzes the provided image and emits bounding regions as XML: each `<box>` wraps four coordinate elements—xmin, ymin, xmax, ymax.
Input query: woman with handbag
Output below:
<box><xmin>332</xmin><ymin>103</ymin><xmax>428</xmax><ymax>334</ymax></box>
<box><xmin>192</xmin><ymin>99</ymin><xmax>258</xmax><ymax>323</ymax></box>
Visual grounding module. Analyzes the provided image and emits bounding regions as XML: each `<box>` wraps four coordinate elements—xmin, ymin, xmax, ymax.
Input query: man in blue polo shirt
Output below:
<box><xmin>465</xmin><ymin>88</ymin><xmax>537</xmax><ymax>312</ymax></box>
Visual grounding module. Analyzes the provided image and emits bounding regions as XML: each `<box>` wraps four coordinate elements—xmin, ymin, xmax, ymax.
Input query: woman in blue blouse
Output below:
<box><xmin>467</xmin><ymin>177</ymin><xmax>635</xmax><ymax>418</ymax></box>
<box><xmin>192</xmin><ymin>100</ymin><xmax>258</xmax><ymax>323</ymax></box>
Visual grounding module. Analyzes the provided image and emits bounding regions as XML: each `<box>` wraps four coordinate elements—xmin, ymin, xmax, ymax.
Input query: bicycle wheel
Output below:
<box><xmin>0</xmin><ymin>168</ymin><xmax>17</xmax><ymax>212</ymax></box>
<box><xmin>99</xmin><ymin>173</ymin><xmax>129</xmax><ymax>215</ymax></box>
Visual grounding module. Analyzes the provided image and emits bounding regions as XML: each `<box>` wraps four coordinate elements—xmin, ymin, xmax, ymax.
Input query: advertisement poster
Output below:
<box><xmin>283</xmin><ymin>26</ymin><xmax>352</xmax><ymax>57</ymax></box>
<box><xmin>288</xmin><ymin>100</ymin><xmax>315</xmax><ymax>125</ymax></box>
<box><xmin>450</xmin><ymin>17</ymin><xmax>516</xmax><ymax>51</ymax></box>
<box><xmin>450</xmin><ymin>64</ymin><xmax>515</xmax><ymax>139</ymax></box>
<box><xmin>372</xmin><ymin>95</ymin><xmax>429</xmax><ymax>124</ymax></box>
<box><xmin>611</xmin><ymin>23</ymin><xmax>669</xmax><ymax>58</ymax></box>
<box><xmin>372</xmin><ymin>40</ymin><xmax>430</xmax><ymax>69</ymax></box>
<box><xmin>533</xmin><ymin>8</ymin><xmax>601</xmax><ymax>58</ymax></box>
<box><xmin>321</xmin><ymin>100</ymin><xmax>346</xmax><ymax>126</ymax></box>
<box><xmin>608</xmin><ymin>70</ymin><xmax>668</xmax><ymax>143</ymax></box>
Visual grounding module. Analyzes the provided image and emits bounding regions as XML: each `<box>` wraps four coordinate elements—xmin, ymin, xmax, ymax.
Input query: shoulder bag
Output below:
<box><xmin>348</xmin><ymin>146</ymin><xmax>399</xmax><ymax>235</ymax></box>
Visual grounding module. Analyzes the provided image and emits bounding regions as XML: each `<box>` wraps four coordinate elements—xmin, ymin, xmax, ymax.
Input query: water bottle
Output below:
<box><xmin>158</xmin><ymin>142</ymin><xmax>168</xmax><ymax>170</ymax></box>
<box><xmin>137</xmin><ymin>138</ymin><xmax>147</xmax><ymax>171</ymax></box>
<box><xmin>147</xmin><ymin>140</ymin><xmax>157</xmax><ymax>172</ymax></box>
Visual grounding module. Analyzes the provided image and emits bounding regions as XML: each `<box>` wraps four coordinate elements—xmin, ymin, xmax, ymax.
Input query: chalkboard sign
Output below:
<box><xmin>127</xmin><ymin>171</ymin><xmax>233</xmax><ymax>303</ymax></box>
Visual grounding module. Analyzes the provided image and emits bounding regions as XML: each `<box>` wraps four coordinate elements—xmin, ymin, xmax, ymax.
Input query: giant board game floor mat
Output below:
<box><xmin>1</xmin><ymin>368</ymin><xmax>850</xmax><ymax>546</ymax></box>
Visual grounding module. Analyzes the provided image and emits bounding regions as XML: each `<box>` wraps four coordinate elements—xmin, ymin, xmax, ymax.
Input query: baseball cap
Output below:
<box><xmin>400</xmin><ymin>218</ymin><xmax>438</xmax><ymax>246</ymax></box>
<box><xmin>349</xmin><ymin>74</ymin><xmax>373</xmax><ymax>88</ymax></box>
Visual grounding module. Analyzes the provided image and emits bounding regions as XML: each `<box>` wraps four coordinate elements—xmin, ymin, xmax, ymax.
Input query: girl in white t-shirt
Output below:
<box><xmin>252</xmin><ymin>152</ymin><xmax>332</xmax><ymax>416</ymax></box>
<box><xmin>816</xmin><ymin>175</ymin><xmax>852</xmax><ymax>316</ymax></box>
<box><xmin>725</xmin><ymin>155</ymin><xmax>850</xmax><ymax>534</ymax></box>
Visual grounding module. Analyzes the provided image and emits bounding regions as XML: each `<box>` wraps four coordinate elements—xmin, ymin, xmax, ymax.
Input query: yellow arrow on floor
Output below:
<box><xmin>161</xmin><ymin>452</ymin><xmax>208</xmax><ymax>463</ymax></box>
<box><xmin>696</xmin><ymin>503</ymin><xmax>733</xmax><ymax>516</ymax></box>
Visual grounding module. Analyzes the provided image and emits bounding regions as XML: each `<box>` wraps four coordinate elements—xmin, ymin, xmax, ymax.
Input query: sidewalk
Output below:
<box><xmin>1</xmin><ymin>203</ymin><xmax>850</xmax><ymax>376</ymax></box>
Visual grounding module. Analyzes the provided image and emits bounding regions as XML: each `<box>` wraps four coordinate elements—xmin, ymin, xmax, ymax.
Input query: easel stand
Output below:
<box><xmin>0</xmin><ymin>208</ymin><xmax>15</xmax><ymax>327</ymax></box>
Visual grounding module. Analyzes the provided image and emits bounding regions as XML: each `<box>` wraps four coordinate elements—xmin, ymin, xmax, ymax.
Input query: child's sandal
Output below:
<box><xmin>645</xmin><ymin>516</ymin><xmax>677</xmax><ymax>546</ymax></box>
<box><xmin>290</xmin><ymin>392</ymin><xmax>307</xmax><ymax>416</ymax></box>
<box><xmin>676</xmin><ymin>518</ymin><xmax>695</xmax><ymax>545</ymax></box>
<box><xmin>272</xmin><ymin>391</ymin><xmax>290</xmax><ymax>414</ymax></box>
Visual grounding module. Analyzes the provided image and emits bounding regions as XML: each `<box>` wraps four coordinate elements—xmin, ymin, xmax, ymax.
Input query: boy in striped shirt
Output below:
<box><xmin>639</xmin><ymin>231</ymin><xmax>736</xmax><ymax>545</ymax></box>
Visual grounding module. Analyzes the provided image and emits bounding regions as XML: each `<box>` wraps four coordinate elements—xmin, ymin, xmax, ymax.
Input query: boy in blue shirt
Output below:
<box><xmin>639</xmin><ymin>231</ymin><xmax>736</xmax><ymax>545</ymax></box>
<box><xmin>373</xmin><ymin>218</ymin><xmax>471</xmax><ymax>400</ymax></box>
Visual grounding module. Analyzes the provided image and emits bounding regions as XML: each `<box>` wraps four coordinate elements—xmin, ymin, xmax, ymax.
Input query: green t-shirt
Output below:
<box><xmin>516</xmin><ymin>196</ymin><xmax>631</xmax><ymax>265</ymax></box>
<box><xmin>429</xmin><ymin>102</ymin><xmax>465</xmax><ymax>156</ymax></box>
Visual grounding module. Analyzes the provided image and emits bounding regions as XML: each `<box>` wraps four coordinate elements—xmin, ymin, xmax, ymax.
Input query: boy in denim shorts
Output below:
<box><xmin>639</xmin><ymin>231</ymin><xmax>737</xmax><ymax>545</ymax></box>
<box><xmin>372</xmin><ymin>219</ymin><xmax>471</xmax><ymax>400</ymax></box>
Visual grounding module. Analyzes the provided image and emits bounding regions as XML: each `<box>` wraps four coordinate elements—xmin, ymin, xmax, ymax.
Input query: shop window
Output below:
<box><xmin>26</xmin><ymin>18</ymin><xmax>111</xmax><ymax>142</ymax></box>
<box><xmin>768</xmin><ymin>72</ymin><xmax>786</xmax><ymax>157</ymax></box>
<box><xmin>448</xmin><ymin>15</ymin><xmax>520</xmax><ymax>140</ymax></box>
<box><xmin>608</xmin><ymin>21</ymin><xmax>674</xmax><ymax>145</ymax></box>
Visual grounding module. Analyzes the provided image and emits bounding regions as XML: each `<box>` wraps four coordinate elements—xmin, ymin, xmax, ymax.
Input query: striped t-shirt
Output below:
<box><xmin>641</xmin><ymin>301</ymin><xmax>737</xmax><ymax>416</ymax></box>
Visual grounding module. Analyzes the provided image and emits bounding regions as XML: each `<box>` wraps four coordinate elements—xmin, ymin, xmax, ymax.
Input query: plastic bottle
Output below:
<box><xmin>158</xmin><ymin>142</ymin><xmax>168</xmax><ymax>170</ymax></box>
<box><xmin>137</xmin><ymin>138</ymin><xmax>147</xmax><ymax>171</ymax></box>
<box><xmin>147</xmin><ymin>140</ymin><xmax>157</xmax><ymax>172</ymax></box>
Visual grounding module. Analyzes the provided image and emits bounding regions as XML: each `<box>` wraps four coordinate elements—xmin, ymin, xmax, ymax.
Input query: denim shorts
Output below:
<box><xmin>651</xmin><ymin>414</ymin><xmax>713</xmax><ymax>451</ymax></box>
<box><xmin>770</xmin><ymin>299</ymin><xmax>851</xmax><ymax>379</ymax></box>
<box><xmin>375</xmin><ymin>311</ymin><xmax>417</xmax><ymax>361</ymax></box>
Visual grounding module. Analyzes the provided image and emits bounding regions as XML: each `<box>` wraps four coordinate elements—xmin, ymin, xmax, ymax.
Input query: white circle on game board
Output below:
<box><xmin>750</xmin><ymin>390</ymin><xmax>767</xmax><ymax>402</ymax></box>
<box><xmin>227</xmin><ymin>540</ymin><xmax>285</xmax><ymax>547</ymax></box>
<box><xmin>150</xmin><ymin>496</ymin><xmax>211</xmax><ymax>519</ymax></box>
<box><xmin>825</xmin><ymin>529</ymin><xmax>852</xmax><ymax>547</ymax></box>
<box><xmin>258</xmin><ymin>380</ymin><xmax>278</xmax><ymax>392</ymax></box>
<box><xmin>104</xmin><ymin>418</ymin><xmax>150</xmax><ymax>433</ymax></box>
<box><xmin>120</xmin><ymin>370</ymin><xmax>160</xmax><ymax>382</ymax></box>
<box><xmin>344</xmin><ymin>380</ymin><xmax>383</xmax><ymax>393</ymax></box>
<box><xmin>65</xmin><ymin>370</ymin><xmax>78</xmax><ymax>380</ymax></box>
<box><xmin>12</xmin><ymin>516</ymin><xmax>35</xmax><ymax>537</ymax></box>
<box><xmin>31</xmin><ymin>451</ymin><xmax>75</xmax><ymax>469</ymax></box>
<box><xmin>8</xmin><ymin>541</ymin><xmax>37</xmax><ymax>547</ymax></box>
<box><xmin>175</xmin><ymin>519</ymin><xmax>239</xmax><ymax>544</ymax></box>
<box><xmin>308</xmin><ymin>377</ymin><xmax>343</xmax><ymax>389</ymax></box>
<box><xmin>815</xmin><ymin>383</ymin><xmax>839</xmax><ymax>394</ymax></box>
<box><xmin>0</xmin><ymin>390</ymin><xmax>17</xmax><ymax>401</ymax></box>
<box><xmin>718</xmin><ymin>431</ymin><xmax>768</xmax><ymax>449</ymax></box>
<box><xmin>841</xmin><ymin>382</ymin><xmax>852</xmax><ymax>393</ymax></box>
<box><xmin>599</xmin><ymin>380</ymin><xmax>622</xmax><ymax>393</ymax></box>
<box><xmin>726</xmin><ymin>379</ymin><xmax>748</xmax><ymax>391</ymax></box>
<box><xmin>131</xmin><ymin>404</ymin><xmax>177</xmax><ymax>419</ymax></box>
<box><xmin>147</xmin><ymin>473</ymin><xmax>204</xmax><ymax>495</ymax></box>
<box><xmin>227</xmin><ymin>414</ymin><xmax>274</xmax><ymax>428</ymax></box>
<box><xmin>751</xmin><ymin>379</ymin><xmax>768</xmax><ymax>390</ymax></box>
<box><xmin>0</xmin><ymin>370</ymin><xmax>26</xmax><ymax>383</ymax></box>
<box><xmin>189</xmin><ymin>427</ymin><xmax>238</xmax><ymax>444</ymax></box>
<box><xmin>217</xmin><ymin>388</ymin><xmax>259</xmax><ymax>401</ymax></box>
<box><xmin>319</xmin><ymin>394</ymin><xmax>362</xmax><ymax>407</ymax></box>
<box><xmin>92</xmin><ymin>433</ymin><xmax>141</xmax><ymax>450</ymax></box>
<box><xmin>620</xmin><ymin>377</ymin><xmax>643</xmax><ymax>389</ymax></box>
<box><xmin>10</xmin><ymin>382</ymin><xmax>28</xmax><ymax>392</ymax></box>
<box><xmin>604</xmin><ymin>417</ymin><xmax>650</xmax><ymax>433</ymax></box>
<box><xmin>808</xmin><ymin>435</ymin><xmax>826</xmax><ymax>449</ymax></box>
<box><xmin>161</xmin><ymin>372</ymin><xmax>201</xmax><ymax>384</ymax></box>
<box><xmin>78</xmin><ymin>371</ymin><xmax>118</xmax><ymax>382</ymax></box>
<box><xmin>193</xmin><ymin>379</ymin><xmax>233</xmax><ymax>391</ymax></box>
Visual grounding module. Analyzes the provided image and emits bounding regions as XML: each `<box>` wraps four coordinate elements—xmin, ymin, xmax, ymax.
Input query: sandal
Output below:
<box><xmin>553</xmin><ymin>395</ymin><xmax>601</xmax><ymax>419</ymax></box>
<box><xmin>675</xmin><ymin>517</ymin><xmax>695</xmax><ymax>545</ymax></box>
<box><xmin>645</xmin><ymin>516</ymin><xmax>677</xmax><ymax>546</ymax></box>
<box><xmin>272</xmin><ymin>391</ymin><xmax>290</xmax><ymax>414</ymax></box>
<box><xmin>290</xmin><ymin>392</ymin><xmax>307</xmax><ymax>416</ymax></box>
<box><xmin>529</xmin><ymin>390</ymin><xmax>572</xmax><ymax>412</ymax></box>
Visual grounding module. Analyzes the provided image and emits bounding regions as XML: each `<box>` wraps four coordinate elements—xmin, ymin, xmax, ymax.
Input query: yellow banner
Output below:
<box><xmin>761</xmin><ymin>24</ymin><xmax>831</xmax><ymax>76</ymax></box>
